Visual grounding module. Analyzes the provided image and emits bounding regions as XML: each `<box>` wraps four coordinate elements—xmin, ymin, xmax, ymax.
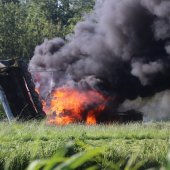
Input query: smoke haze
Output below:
<box><xmin>29</xmin><ymin>0</ymin><xmax>170</xmax><ymax>121</ymax></box>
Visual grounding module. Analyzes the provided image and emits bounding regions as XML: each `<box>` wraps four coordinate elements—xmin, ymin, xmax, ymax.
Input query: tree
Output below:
<box><xmin>0</xmin><ymin>1</ymin><xmax>56</xmax><ymax>59</ymax></box>
<box><xmin>0</xmin><ymin>2</ymin><xmax>26</xmax><ymax>59</ymax></box>
<box><xmin>0</xmin><ymin>0</ymin><xmax>95</xmax><ymax>60</ymax></box>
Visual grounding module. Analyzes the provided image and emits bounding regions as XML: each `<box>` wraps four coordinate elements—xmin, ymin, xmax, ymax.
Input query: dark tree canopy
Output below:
<box><xmin>0</xmin><ymin>0</ymin><xmax>20</xmax><ymax>3</ymax></box>
<box><xmin>0</xmin><ymin>0</ymin><xmax>95</xmax><ymax>60</ymax></box>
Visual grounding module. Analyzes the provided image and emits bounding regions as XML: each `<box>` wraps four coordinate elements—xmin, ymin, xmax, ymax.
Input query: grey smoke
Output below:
<box><xmin>131</xmin><ymin>61</ymin><xmax>164</xmax><ymax>85</ymax></box>
<box><xmin>29</xmin><ymin>0</ymin><xmax>170</xmax><ymax>120</ymax></box>
<box><xmin>119</xmin><ymin>90</ymin><xmax>170</xmax><ymax>121</ymax></box>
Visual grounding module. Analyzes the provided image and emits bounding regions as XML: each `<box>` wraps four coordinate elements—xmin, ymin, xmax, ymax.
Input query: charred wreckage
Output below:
<box><xmin>0</xmin><ymin>59</ymin><xmax>142</xmax><ymax>123</ymax></box>
<box><xmin>0</xmin><ymin>59</ymin><xmax>45</xmax><ymax>121</ymax></box>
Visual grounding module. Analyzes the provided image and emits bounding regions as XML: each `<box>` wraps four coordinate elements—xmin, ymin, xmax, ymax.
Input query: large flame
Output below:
<box><xmin>41</xmin><ymin>87</ymin><xmax>108</xmax><ymax>125</ymax></box>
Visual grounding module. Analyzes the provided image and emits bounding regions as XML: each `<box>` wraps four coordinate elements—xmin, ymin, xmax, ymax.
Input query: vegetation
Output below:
<box><xmin>0</xmin><ymin>1</ymin><xmax>170</xmax><ymax>170</ymax></box>
<box><xmin>0</xmin><ymin>0</ymin><xmax>95</xmax><ymax>60</ymax></box>
<box><xmin>0</xmin><ymin>121</ymin><xmax>169</xmax><ymax>170</ymax></box>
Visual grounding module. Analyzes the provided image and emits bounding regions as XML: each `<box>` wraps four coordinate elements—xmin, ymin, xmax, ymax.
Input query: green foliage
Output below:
<box><xmin>0</xmin><ymin>0</ymin><xmax>95</xmax><ymax>60</ymax></box>
<box><xmin>26</xmin><ymin>141</ymin><xmax>146</xmax><ymax>170</ymax></box>
<box><xmin>0</xmin><ymin>122</ymin><xmax>170</xmax><ymax>169</ymax></box>
<box><xmin>27</xmin><ymin>142</ymin><xmax>102</xmax><ymax>170</ymax></box>
<box><xmin>20</xmin><ymin>1</ymin><xmax>57</xmax><ymax>59</ymax></box>
<box><xmin>27</xmin><ymin>148</ymin><xmax>170</xmax><ymax>170</ymax></box>
<box><xmin>0</xmin><ymin>2</ymin><xmax>25</xmax><ymax>59</ymax></box>
<box><xmin>0</xmin><ymin>0</ymin><xmax>20</xmax><ymax>3</ymax></box>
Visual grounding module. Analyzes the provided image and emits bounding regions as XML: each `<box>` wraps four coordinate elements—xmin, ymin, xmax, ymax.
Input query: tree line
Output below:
<box><xmin>0</xmin><ymin>0</ymin><xmax>95</xmax><ymax>60</ymax></box>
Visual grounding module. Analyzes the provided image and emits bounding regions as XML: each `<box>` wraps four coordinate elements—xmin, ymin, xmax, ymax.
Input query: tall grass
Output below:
<box><xmin>0</xmin><ymin>121</ymin><xmax>169</xmax><ymax>169</ymax></box>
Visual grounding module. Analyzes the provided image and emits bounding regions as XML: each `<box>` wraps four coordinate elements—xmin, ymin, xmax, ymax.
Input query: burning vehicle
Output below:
<box><xmin>31</xmin><ymin>73</ymin><xmax>143</xmax><ymax>125</ymax></box>
<box><xmin>0</xmin><ymin>58</ymin><xmax>142</xmax><ymax>124</ymax></box>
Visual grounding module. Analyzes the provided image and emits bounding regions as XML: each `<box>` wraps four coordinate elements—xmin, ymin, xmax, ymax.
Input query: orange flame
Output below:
<box><xmin>86</xmin><ymin>104</ymin><xmax>105</xmax><ymax>125</ymax></box>
<box><xmin>86</xmin><ymin>112</ymin><xmax>97</xmax><ymax>125</ymax></box>
<box><xmin>40</xmin><ymin>87</ymin><xmax>107</xmax><ymax>125</ymax></box>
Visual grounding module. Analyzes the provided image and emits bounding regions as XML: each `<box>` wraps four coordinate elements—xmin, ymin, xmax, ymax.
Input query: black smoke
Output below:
<box><xmin>29</xmin><ymin>0</ymin><xmax>170</xmax><ymax>120</ymax></box>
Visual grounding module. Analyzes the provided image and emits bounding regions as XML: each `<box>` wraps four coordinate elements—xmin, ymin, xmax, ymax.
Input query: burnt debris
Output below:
<box><xmin>0</xmin><ymin>59</ymin><xmax>45</xmax><ymax>120</ymax></box>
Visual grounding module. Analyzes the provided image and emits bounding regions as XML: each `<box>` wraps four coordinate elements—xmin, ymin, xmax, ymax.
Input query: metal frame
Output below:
<box><xmin>0</xmin><ymin>85</ymin><xmax>14</xmax><ymax>122</ymax></box>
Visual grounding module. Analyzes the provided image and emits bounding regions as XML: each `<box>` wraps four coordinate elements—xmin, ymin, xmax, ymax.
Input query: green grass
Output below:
<box><xmin>0</xmin><ymin>121</ymin><xmax>170</xmax><ymax>170</ymax></box>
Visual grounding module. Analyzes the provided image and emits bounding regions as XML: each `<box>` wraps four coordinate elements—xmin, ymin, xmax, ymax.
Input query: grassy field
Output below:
<box><xmin>0</xmin><ymin>121</ymin><xmax>170</xmax><ymax>170</ymax></box>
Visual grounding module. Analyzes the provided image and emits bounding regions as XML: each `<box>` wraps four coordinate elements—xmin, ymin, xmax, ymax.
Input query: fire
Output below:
<box><xmin>86</xmin><ymin>112</ymin><xmax>96</xmax><ymax>125</ymax></box>
<box><xmin>86</xmin><ymin>104</ymin><xmax>106</xmax><ymax>124</ymax></box>
<box><xmin>41</xmin><ymin>87</ymin><xmax>107</xmax><ymax>125</ymax></box>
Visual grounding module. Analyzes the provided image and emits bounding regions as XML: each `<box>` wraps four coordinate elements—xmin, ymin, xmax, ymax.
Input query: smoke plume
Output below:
<box><xmin>29</xmin><ymin>0</ymin><xmax>170</xmax><ymax>121</ymax></box>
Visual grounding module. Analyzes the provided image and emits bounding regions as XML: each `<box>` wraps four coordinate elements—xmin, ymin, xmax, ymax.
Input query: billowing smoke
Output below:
<box><xmin>29</xmin><ymin>0</ymin><xmax>170</xmax><ymax>121</ymax></box>
<box><xmin>119</xmin><ymin>90</ymin><xmax>170</xmax><ymax>121</ymax></box>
